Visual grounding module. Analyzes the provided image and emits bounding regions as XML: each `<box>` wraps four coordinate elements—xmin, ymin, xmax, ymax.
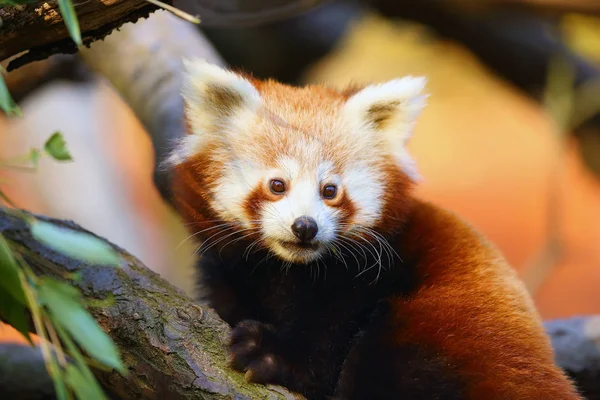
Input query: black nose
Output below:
<box><xmin>291</xmin><ymin>216</ymin><xmax>318</xmax><ymax>242</ymax></box>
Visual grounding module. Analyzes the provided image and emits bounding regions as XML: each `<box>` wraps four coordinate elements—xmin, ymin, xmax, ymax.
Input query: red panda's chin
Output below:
<box><xmin>267</xmin><ymin>239</ymin><xmax>326</xmax><ymax>264</ymax></box>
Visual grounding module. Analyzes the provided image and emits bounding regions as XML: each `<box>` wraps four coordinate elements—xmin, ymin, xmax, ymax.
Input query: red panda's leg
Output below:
<box><xmin>332</xmin><ymin>301</ymin><xmax>465</xmax><ymax>400</ymax></box>
<box><xmin>196</xmin><ymin>256</ymin><xmax>259</xmax><ymax>326</ymax></box>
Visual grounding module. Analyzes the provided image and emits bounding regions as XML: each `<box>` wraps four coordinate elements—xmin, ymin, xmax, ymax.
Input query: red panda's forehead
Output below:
<box><xmin>232</xmin><ymin>83</ymin><xmax>376</xmax><ymax>169</ymax></box>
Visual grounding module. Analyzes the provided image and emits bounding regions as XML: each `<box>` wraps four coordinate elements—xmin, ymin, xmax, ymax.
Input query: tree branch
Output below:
<box><xmin>0</xmin><ymin>0</ymin><xmax>160</xmax><ymax>71</ymax></box>
<box><xmin>0</xmin><ymin>0</ymin><xmax>332</xmax><ymax>70</ymax></box>
<box><xmin>0</xmin><ymin>209</ymin><xmax>301</xmax><ymax>400</ymax></box>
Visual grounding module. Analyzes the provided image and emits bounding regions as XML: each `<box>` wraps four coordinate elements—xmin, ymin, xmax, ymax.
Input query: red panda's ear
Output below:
<box><xmin>342</xmin><ymin>76</ymin><xmax>427</xmax><ymax>141</ymax></box>
<box><xmin>167</xmin><ymin>59</ymin><xmax>263</xmax><ymax>165</ymax></box>
<box><xmin>182</xmin><ymin>58</ymin><xmax>261</xmax><ymax>117</ymax></box>
<box><xmin>342</xmin><ymin>77</ymin><xmax>428</xmax><ymax>180</ymax></box>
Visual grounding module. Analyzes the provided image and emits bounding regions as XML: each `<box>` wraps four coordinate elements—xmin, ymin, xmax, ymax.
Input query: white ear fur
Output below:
<box><xmin>342</xmin><ymin>76</ymin><xmax>428</xmax><ymax>180</ymax></box>
<box><xmin>181</xmin><ymin>58</ymin><xmax>262</xmax><ymax>119</ymax></box>
<box><xmin>167</xmin><ymin>59</ymin><xmax>262</xmax><ymax>165</ymax></box>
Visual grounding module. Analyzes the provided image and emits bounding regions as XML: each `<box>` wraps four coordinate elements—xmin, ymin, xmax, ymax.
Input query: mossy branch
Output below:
<box><xmin>0</xmin><ymin>208</ymin><xmax>302</xmax><ymax>400</ymax></box>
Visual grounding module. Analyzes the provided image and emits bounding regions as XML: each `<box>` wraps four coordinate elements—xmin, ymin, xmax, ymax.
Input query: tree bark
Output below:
<box><xmin>0</xmin><ymin>209</ymin><xmax>301</xmax><ymax>400</ymax></box>
<box><xmin>0</xmin><ymin>0</ymin><xmax>331</xmax><ymax>70</ymax></box>
<box><xmin>0</xmin><ymin>0</ymin><xmax>160</xmax><ymax>71</ymax></box>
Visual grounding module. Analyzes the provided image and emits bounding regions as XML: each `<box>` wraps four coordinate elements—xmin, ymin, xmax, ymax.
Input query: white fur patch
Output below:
<box><xmin>262</xmin><ymin>176</ymin><xmax>336</xmax><ymax>243</ymax></box>
<box><xmin>167</xmin><ymin>59</ymin><xmax>262</xmax><ymax>166</ymax></box>
<box><xmin>213</xmin><ymin>159</ymin><xmax>266</xmax><ymax>224</ymax></box>
<box><xmin>342</xmin><ymin>76</ymin><xmax>428</xmax><ymax>179</ymax></box>
<box><xmin>277</xmin><ymin>158</ymin><xmax>300</xmax><ymax>181</ymax></box>
<box><xmin>254</xmin><ymin>159</ymin><xmax>341</xmax><ymax>262</ymax></box>
<box><xmin>342</xmin><ymin>164</ymin><xmax>384</xmax><ymax>226</ymax></box>
<box><xmin>181</xmin><ymin>58</ymin><xmax>261</xmax><ymax>111</ymax></box>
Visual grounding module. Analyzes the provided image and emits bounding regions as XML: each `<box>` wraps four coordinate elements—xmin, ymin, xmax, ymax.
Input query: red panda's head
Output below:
<box><xmin>169</xmin><ymin>60</ymin><xmax>427</xmax><ymax>264</ymax></box>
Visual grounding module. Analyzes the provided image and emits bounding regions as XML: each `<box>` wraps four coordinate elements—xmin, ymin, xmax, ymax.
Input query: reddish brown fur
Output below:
<box><xmin>390</xmin><ymin>199</ymin><xmax>581</xmax><ymax>399</ymax></box>
<box><xmin>373</xmin><ymin>158</ymin><xmax>414</xmax><ymax>235</ymax></box>
<box><xmin>243</xmin><ymin>185</ymin><xmax>273</xmax><ymax>225</ymax></box>
<box><xmin>331</xmin><ymin>190</ymin><xmax>356</xmax><ymax>228</ymax></box>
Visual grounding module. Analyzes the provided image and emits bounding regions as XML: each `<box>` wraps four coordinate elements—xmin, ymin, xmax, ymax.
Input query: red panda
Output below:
<box><xmin>168</xmin><ymin>59</ymin><xmax>582</xmax><ymax>400</ymax></box>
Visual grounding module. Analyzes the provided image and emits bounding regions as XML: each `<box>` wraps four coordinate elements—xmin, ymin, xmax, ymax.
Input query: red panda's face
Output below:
<box><xmin>169</xmin><ymin>60</ymin><xmax>427</xmax><ymax>264</ymax></box>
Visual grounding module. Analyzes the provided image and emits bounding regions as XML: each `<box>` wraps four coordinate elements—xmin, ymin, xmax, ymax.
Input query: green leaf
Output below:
<box><xmin>43</xmin><ymin>132</ymin><xmax>73</xmax><ymax>162</ymax></box>
<box><xmin>37</xmin><ymin>279</ymin><xmax>125</xmax><ymax>373</ymax></box>
<box><xmin>38</xmin><ymin>277</ymin><xmax>82</xmax><ymax>302</ymax></box>
<box><xmin>42</xmin><ymin>334</ymin><xmax>69</xmax><ymax>400</ymax></box>
<box><xmin>54</xmin><ymin>320</ymin><xmax>112</xmax><ymax>399</ymax></box>
<box><xmin>29</xmin><ymin>148</ymin><xmax>41</xmax><ymax>168</ymax></box>
<box><xmin>56</xmin><ymin>0</ymin><xmax>82</xmax><ymax>46</ymax></box>
<box><xmin>64</xmin><ymin>364</ymin><xmax>108</xmax><ymax>400</ymax></box>
<box><xmin>0</xmin><ymin>290</ymin><xmax>31</xmax><ymax>344</ymax></box>
<box><xmin>30</xmin><ymin>221</ymin><xmax>121</xmax><ymax>267</ymax></box>
<box><xmin>0</xmin><ymin>234</ymin><xmax>27</xmax><ymax>305</ymax></box>
<box><xmin>0</xmin><ymin>67</ymin><xmax>21</xmax><ymax>117</ymax></box>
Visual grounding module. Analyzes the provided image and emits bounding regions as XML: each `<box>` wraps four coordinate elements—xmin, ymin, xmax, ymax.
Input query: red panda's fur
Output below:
<box><xmin>169</xmin><ymin>60</ymin><xmax>582</xmax><ymax>400</ymax></box>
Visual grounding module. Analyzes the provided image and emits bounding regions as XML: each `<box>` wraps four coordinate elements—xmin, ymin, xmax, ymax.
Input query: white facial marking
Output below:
<box><xmin>317</xmin><ymin>161</ymin><xmax>335</xmax><ymax>181</ymax></box>
<box><xmin>343</xmin><ymin>164</ymin><xmax>383</xmax><ymax>226</ymax></box>
<box><xmin>257</xmin><ymin>159</ymin><xmax>343</xmax><ymax>263</ymax></box>
<box><xmin>278</xmin><ymin>158</ymin><xmax>300</xmax><ymax>181</ymax></box>
<box><xmin>213</xmin><ymin>159</ymin><xmax>265</xmax><ymax>225</ymax></box>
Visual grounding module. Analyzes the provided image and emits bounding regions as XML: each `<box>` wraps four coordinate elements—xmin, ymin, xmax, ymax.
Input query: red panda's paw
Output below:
<box><xmin>227</xmin><ymin>320</ymin><xmax>289</xmax><ymax>385</ymax></box>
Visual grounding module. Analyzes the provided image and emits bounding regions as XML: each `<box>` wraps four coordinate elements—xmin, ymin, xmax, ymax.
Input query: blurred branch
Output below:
<box><xmin>78</xmin><ymin>10</ymin><xmax>225</xmax><ymax>202</ymax></box>
<box><xmin>521</xmin><ymin>55</ymin><xmax>573</xmax><ymax>295</ymax></box>
<box><xmin>3</xmin><ymin>55</ymin><xmax>93</xmax><ymax>103</ymax></box>
<box><xmin>450</xmin><ymin>0</ymin><xmax>600</xmax><ymax>15</ymax></box>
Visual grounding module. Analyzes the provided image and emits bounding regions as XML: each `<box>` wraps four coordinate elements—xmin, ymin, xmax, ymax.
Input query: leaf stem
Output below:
<box><xmin>44</xmin><ymin>311</ymin><xmax>68</xmax><ymax>367</ymax></box>
<box><xmin>144</xmin><ymin>0</ymin><xmax>200</xmax><ymax>24</ymax></box>
<box><xmin>18</xmin><ymin>266</ymin><xmax>68</xmax><ymax>400</ymax></box>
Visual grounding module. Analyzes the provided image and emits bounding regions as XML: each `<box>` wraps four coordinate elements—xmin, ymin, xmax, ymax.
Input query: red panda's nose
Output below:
<box><xmin>291</xmin><ymin>216</ymin><xmax>318</xmax><ymax>242</ymax></box>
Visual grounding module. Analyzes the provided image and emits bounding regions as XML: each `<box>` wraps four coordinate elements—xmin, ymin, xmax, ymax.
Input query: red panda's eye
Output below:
<box><xmin>322</xmin><ymin>185</ymin><xmax>337</xmax><ymax>199</ymax></box>
<box><xmin>270</xmin><ymin>179</ymin><xmax>286</xmax><ymax>194</ymax></box>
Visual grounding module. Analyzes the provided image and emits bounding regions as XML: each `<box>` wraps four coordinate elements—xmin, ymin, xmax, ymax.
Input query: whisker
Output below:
<box><xmin>346</xmin><ymin>231</ymin><xmax>382</xmax><ymax>280</ymax></box>
<box><xmin>192</xmin><ymin>226</ymin><xmax>238</xmax><ymax>255</ymax></box>
<box><xmin>333</xmin><ymin>239</ymin><xmax>359</xmax><ymax>268</ymax></box>
<box><xmin>244</xmin><ymin>238</ymin><xmax>263</xmax><ymax>260</ymax></box>
<box><xmin>197</xmin><ymin>227</ymin><xmax>260</xmax><ymax>257</ymax></box>
<box><xmin>177</xmin><ymin>222</ymin><xmax>235</xmax><ymax>249</ymax></box>
<box><xmin>326</xmin><ymin>242</ymin><xmax>348</xmax><ymax>270</ymax></box>
<box><xmin>218</xmin><ymin>230</ymin><xmax>261</xmax><ymax>258</ymax></box>
<box><xmin>337</xmin><ymin>236</ymin><xmax>368</xmax><ymax>270</ymax></box>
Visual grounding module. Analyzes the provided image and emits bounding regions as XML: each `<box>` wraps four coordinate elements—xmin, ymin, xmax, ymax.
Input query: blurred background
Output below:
<box><xmin>2</xmin><ymin>1</ymin><xmax>600</xmax><ymax>344</ymax></box>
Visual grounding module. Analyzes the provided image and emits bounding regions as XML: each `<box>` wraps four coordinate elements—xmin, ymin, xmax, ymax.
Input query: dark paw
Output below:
<box><xmin>227</xmin><ymin>320</ymin><xmax>288</xmax><ymax>384</ymax></box>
